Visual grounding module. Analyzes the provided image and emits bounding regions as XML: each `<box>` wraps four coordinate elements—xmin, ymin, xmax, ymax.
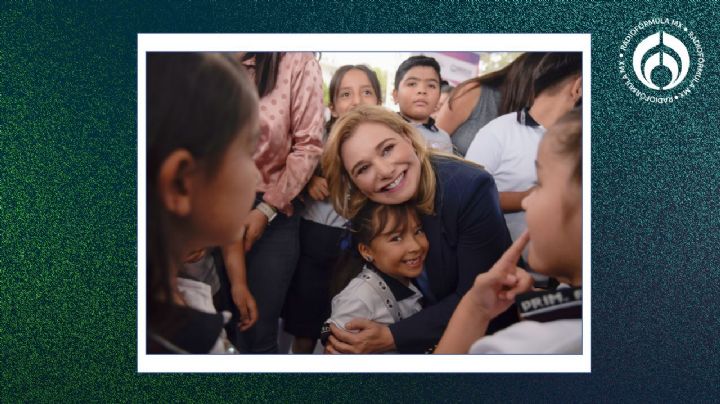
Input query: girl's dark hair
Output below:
<box><xmin>448</xmin><ymin>52</ymin><xmax>546</xmax><ymax>115</ymax></box>
<box><xmin>240</xmin><ymin>52</ymin><xmax>284</xmax><ymax>98</ymax></box>
<box><xmin>330</xmin><ymin>202</ymin><xmax>419</xmax><ymax>296</ymax></box>
<box><xmin>532</xmin><ymin>52</ymin><xmax>582</xmax><ymax>97</ymax></box>
<box><xmin>353</xmin><ymin>201</ymin><xmax>418</xmax><ymax>247</ymax></box>
<box><xmin>326</xmin><ymin>64</ymin><xmax>383</xmax><ymax>133</ymax></box>
<box><xmin>501</xmin><ymin>52</ymin><xmax>547</xmax><ymax>114</ymax></box>
<box><xmin>146</xmin><ymin>52</ymin><xmax>257</xmax><ymax>329</ymax></box>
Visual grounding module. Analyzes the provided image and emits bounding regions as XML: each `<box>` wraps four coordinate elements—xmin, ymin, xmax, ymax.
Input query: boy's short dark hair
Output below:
<box><xmin>394</xmin><ymin>55</ymin><xmax>441</xmax><ymax>90</ymax></box>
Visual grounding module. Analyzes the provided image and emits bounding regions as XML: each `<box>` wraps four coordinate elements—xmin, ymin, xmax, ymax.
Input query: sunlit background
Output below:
<box><xmin>318</xmin><ymin>52</ymin><xmax>521</xmax><ymax>111</ymax></box>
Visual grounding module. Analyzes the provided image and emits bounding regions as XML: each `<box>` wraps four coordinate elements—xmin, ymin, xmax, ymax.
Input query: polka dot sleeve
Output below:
<box><xmin>261</xmin><ymin>53</ymin><xmax>324</xmax><ymax>214</ymax></box>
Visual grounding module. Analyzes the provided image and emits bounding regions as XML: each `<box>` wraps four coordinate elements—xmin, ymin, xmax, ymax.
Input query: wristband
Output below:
<box><xmin>256</xmin><ymin>201</ymin><xmax>278</xmax><ymax>223</ymax></box>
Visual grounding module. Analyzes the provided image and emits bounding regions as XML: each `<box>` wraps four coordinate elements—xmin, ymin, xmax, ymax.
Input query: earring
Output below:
<box><xmin>365</xmin><ymin>256</ymin><xmax>373</xmax><ymax>263</ymax></box>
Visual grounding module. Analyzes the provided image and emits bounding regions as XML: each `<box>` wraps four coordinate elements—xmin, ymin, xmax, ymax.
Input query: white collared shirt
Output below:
<box><xmin>327</xmin><ymin>267</ymin><xmax>423</xmax><ymax>331</ymax></box>
<box><xmin>465</xmin><ymin>111</ymin><xmax>545</xmax><ymax>244</ymax></box>
<box><xmin>469</xmin><ymin>319</ymin><xmax>582</xmax><ymax>354</ymax></box>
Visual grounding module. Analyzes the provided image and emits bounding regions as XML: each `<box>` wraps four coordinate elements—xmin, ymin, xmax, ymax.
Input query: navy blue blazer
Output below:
<box><xmin>388</xmin><ymin>156</ymin><xmax>513</xmax><ymax>353</ymax></box>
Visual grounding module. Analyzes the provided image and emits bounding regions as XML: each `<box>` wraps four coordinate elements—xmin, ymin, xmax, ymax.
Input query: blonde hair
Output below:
<box><xmin>322</xmin><ymin>105</ymin><xmax>437</xmax><ymax>219</ymax></box>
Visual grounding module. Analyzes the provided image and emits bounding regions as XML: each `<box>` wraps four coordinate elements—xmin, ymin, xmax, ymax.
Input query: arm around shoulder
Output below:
<box><xmin>389</xmin><ymin>161</ymin><xmax>510</xmax><ymax>353</ymax></box>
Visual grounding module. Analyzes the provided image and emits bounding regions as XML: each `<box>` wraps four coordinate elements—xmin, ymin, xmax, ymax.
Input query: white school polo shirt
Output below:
<box><xmin>469</xmin><ymin>319</ymin><xmax>582</xmax><ymax>354</ymax></box>
<box><xmin>470</xmin><ymin>285</ymin><xmax>583</xmax><ymax>354</ymax></box>
<box><xmin>465</xmin><ymin>109</ymin><xmax>545</xmax><ymax>243</ymax></box>
<box><xmin>399</xmin><ymin>113</ymin><xmax>454</xmax><ymax>154</ymax></box>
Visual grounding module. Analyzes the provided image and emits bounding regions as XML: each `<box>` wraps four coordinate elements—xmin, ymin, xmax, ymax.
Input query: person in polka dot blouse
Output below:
<box><xmin>222</xmin><ymin>52</ymin><xmax>324</xmax><ymax>353</ymax></box>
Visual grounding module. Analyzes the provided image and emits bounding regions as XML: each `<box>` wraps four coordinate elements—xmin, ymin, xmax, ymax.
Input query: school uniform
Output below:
<box><xmin>469</xmin><ymin>287</ymin><xmax>582</xmax><ymax>354</ymax></box>
<box><xmin>148</xmin><ymin>301</ymin><xmax>229</xmax><ymax>354</ymax></box>
<box><xmin>176</xmin><ymin>277</ymin><xmax>236</xmax><ymax>354</ymax></box>
<box><xmin>179</xmin><ymin>252</ymin><xmax>220</xmax><ymax>296</ymax></box>
<box><xmin>388</xmin><ymin>156</ymin><xmax>515</xmax><ymax>353</ymax></box>
<box><xmin>465</xmin><ymin>108</ymin><xmax>545</xmax><ymax>244</ymax></box>
<box><xmin>321</xmin><ymin>265</ymin><xmax>423</xmax><ymax>353</ymax></box>
<box><xmin>400</xmin><ymin>114</ymin><xmax>455</xmax><ymax>154</ymax></box>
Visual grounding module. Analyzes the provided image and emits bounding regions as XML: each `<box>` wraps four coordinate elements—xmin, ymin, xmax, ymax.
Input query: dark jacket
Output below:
<box><xmin>389</xmin><ymin>156</ymin><xmax>514</xmax><ymax>353</ymax></box>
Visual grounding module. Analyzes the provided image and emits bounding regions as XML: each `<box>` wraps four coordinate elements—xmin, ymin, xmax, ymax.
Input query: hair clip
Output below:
<box><xmin>339</xmin><ymin>220</ymin><xmax>354</xmax><ymax>251</ymax></box>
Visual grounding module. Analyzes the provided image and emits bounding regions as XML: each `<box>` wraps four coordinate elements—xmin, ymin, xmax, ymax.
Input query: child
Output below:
<box><xmin>146</xmin><ymin>52</ymin><xmax>260</xmax><ymax>354</ymax></box>
<box><xmin>219</xmin><ymin>229</ymin><xmax>259</xmax><ymax>335</ymax></box>
<box><xmin>435</xmin><ymin>109</ymin><xmax>583</xmax><ymax>354</ymax></box>
<box><xmin>282</xmin><ymin>65</ymin><xmax>383</xmax><ymax>353</ymax></box>
<box><xmin>222</xmin><ymin>52</ymin><xmax>324</xmax><ymax>354</ymax></box>
<box><xmin>436</xmin><ymin>52</ymin><xmax>544</xmax><ymax>157</ymax></box>
<box><xmin>393</xmin><ymin>55</ymin><xmax>454</xmax><ymax>154</ymax></box>
<box><xmin>465</xmin><ymin>52</ymin><xmax>582</xmax><ymax>247</ymax></box>
<box><xmin>321</xmin><ymin>202</ymin><xmax>427</xmax><ymax>353</ymax></box>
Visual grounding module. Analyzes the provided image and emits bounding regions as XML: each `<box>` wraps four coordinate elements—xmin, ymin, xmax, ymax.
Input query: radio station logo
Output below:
<box><xmin>619</xmin><ymin>18</ymin><xmax>704</xmax><ymax>104</ymax></box>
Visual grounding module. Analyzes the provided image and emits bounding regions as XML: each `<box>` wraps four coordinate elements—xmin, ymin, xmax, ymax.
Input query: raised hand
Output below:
<box><xmin>434</xmin><ymin>231</ymin><xmax>534</xmax><ymax>354</ymax></box>
<box><xmin>466</xmin><ymin>231</ymin><xmax>534</xmax><ymax>320</ymax></box>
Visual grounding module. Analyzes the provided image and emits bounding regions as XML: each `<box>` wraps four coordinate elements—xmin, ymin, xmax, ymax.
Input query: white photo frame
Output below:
<box><xmin>138</xmin><ymin>33</ymin><xmax>592</xmax><ymax>373</ymax></box>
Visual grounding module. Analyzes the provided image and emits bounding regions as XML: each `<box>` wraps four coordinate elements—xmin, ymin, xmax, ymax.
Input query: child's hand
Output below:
<box><xmin>243</xmin><ymin>209</ymin><xmax>269</xmax><ymax>252</ymax></box>
<box><xmin>231</xmin><ymin>283</ymin><xmax>258</xmax><ymax>331</ymax></box>
<box><xmin>306</xmin><ymin>176</ymin><xmax>329</xmax><ymax>201</ymax></box>
<box><xmin>467</xmin><ymin>231</ymin><xmax>534</xmax><ymax>319</ymax></box>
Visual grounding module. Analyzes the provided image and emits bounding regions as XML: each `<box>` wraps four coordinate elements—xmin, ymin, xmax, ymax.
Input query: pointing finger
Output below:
<box><xmin>498</xmin><ymin>231</ymin><xmax>530</xmax><ymax>265</ymax></box>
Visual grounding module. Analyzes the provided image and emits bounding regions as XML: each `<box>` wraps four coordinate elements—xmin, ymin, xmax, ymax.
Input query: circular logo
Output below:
<box><xmin>619</xmin><ymin>18</ymin><xmax>704</xmax><ymax>104</ymax></box>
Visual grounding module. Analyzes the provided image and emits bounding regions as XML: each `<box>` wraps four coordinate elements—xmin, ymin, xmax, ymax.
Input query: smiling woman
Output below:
<box><xmin>341</xmin><ymin>121</ymin><xmax>422</xmax><ymax>206</ymax></box>
<box><xmin>322</xmin><ymin>105</ymin><xmax>515</xmax><ymax>353</ymax></box>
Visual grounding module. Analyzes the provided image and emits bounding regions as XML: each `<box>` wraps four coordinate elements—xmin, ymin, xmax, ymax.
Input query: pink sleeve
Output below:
<box><xmin>262</xmin><ymin>55</ymin><xmax>324</xmax><ymax>214</ymax></box>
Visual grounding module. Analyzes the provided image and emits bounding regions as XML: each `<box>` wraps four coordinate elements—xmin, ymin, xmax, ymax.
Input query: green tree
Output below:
<box><xmin>323</xmin><ymin>80</ymin><xmax>329</xmax><ymax>106</ymax></box>
<box><xmin>372</xmin><ymin>66</ymin><xmax>387</xmax><ymax>100</ymax></box>
<box><xmin>478</xmin><ymin>52</ymin><xmax>522</xmax><ymax>75</ymax></box>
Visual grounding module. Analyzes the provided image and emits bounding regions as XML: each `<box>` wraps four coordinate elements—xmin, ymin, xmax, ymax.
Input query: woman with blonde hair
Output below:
<box><xmin>322</xmin><ymin>105</ymin><xmax>514</xmax><ymax>353</ymax></box>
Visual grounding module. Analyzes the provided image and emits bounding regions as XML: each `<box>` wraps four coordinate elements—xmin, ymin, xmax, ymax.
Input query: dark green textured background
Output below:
<box><xmin>1</xmin><ymin>1</ymin><xmax>718</xmax><ymax>401</ymax></box>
